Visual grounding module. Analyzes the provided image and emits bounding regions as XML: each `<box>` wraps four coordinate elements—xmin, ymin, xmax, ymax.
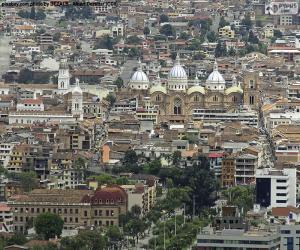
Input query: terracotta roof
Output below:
<box><xmin>19</xmin><ymin>99</ymin><xmax>43</xmax><ymax>105</ymax></box>
<box><xmin>272</xmin><ymin>206</ymin><xmax>300</xmax><ymax>217</ymax></box>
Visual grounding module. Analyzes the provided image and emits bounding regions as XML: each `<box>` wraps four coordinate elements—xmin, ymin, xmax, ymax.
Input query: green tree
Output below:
<box><xmin>131</xmin><ymin>205</ymin><xmax>142</xmax><ymax>218</ymax></box>
<box><xmin>94</xmin><ymin>35</ymin><xmax>118</xmax><ymax>50</ymax></box>
<box><xmin>106</xmin><ymin>226</ymin><xmax>122</xmax><ymax>247</ymax></box>
<box><xmin>159</xmin><ymin>24</ymin><xmax>176</xmax><ymax>37</ymax></box>
<box><xmin>143</xmin><ymin>26</ymin><xmax>150</xmax><ymax>36</ymax></box>
<box><xmin>7</xmin><ymin>233</ymin><xmax>27</xmax><ymax>246</ymax></box>
<box><xmin>34</xmin><ymin>213</ymin><xmax>64</xmax><ymax>240</ymax></box>
<box><xmin>179</xmin><ymin>32</ymin><xmax>189</xmax><ymax>40</ymax></box>
<box><xmin>273</xmin><ymin>29</ymin><xmax>283</xmax><ymax>38</ymax></box>
<box><xmin>128</xmin><ymin>47</ymin><xmax>140</xmax><ymax>58</ymax></box>
<box><xmin>207</xmin><ymin>31</ymin><xmax>217</xmax><ymax>42</ymax></box>
<box><xmin>219</xmin><ymin>16</ymin><xmax>229</xmax><ymax>28</ymax></box>
<box><xmin>228</xmin><ymin>47</ymin><xmax>236</xmax><ymax>56</ymax></box>
<box><xmin>19</xmin><ymin>171</ymin><xmax>38</xmax><ymax>192</ymax></box>
<box><xmin>159</xmin><ymin>14</ymin><xmax>169</xmax><ymax>23</ymax></box>
<box><xmin>124</xmin><ymin>149</ymin><xmax>138</xmax><ymax>165</ymax></box>
<box><xmin>172</xmin><ymin>151</ymin><xmax>181</xmax><ymax>166</ymax></box>
<box><xmin>242</xmin><ymin>14</ymin><xmax>253</xmax><ymax>30</ymax></box>
<box><xmin>60</xmin><ymin>230</ymin><xmax>107</xmax><ymax>250</ymax></box>
<box><xmin>126</xmin><ymin>35</ymin><xmax>141</xmax><ymax>45</ymax></box>
<box><xmin>105</xmin><ymin>93</ymin><xmax>116</xmax><ymax>108</ymax></box>
<box><xmin>215</xmin><ymin>41</ymin><xmax>227</xmax><ymax>58</ymax></box>
<box><xmin>223</xmin><ymin>185</ymin><xmax>255</xmax><ymax>214</ymax></box>
<box><xmin>53</xmin><ymin>32</ymin><xmax>61</xmax><ymax>42</ymax></box>
<box><xmin>35</xmin><ymin>10</ymin><xmax>46</xmax><ymax>20</ymax></box>
<box><xmin>248</xmin><ymin>30</ymin><xmax>259</xmax><ymax>44</ymax></box>
<box><xmin>143</xmin><ymin>159</ymin><xmax>161</xmax><ymax>175</ymax></box>
<box><xmin>114</xmin><ymin>76</ymin><xmax>124</xmax><ymax>89</ymax></box>
<box><xmin>30</xmin><ymin>6</ymin><xmax>36</xmax><ymax>19</ymax></box>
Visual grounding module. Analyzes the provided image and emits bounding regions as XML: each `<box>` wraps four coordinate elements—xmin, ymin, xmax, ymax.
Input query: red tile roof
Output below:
<box><xmin>272</xmin><ymin>206</ymin><xmax>300</xmax><ymax>216</ymax></box>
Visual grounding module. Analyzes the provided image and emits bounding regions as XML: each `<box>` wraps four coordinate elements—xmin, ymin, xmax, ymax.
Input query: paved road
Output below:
<box><xmin>211</xmin><ymin>13</ymin><xmax>220</xmax><ymax>33</ymax></box>
<box><xmin>0</xmin><ymin>35</ymin><xmax>12</xmax><ymax>79</ymax></box>
<box><xmin>120</xmin><ymin>59</ymin><xmax>138</xmax><ymax>85</ymax></box>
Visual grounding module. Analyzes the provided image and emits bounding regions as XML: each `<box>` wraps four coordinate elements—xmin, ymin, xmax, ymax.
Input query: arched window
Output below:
<box><xmin>174</xmin><ymin>98</ymin><xmax>182</xmax><ymax>115</ymax></box>
<box><xmin>75</xmin><ymin>103</ymin><xmax>79</xmax><ymax>110</ymax></box>
<box><xmin>194</xmin><ymin>95</ymin><xmax>199</xmax><ymax>102</ymax></box>
<box><xmin>232</xmin><ymin>96</ymin><xmax>238</xmax><ymax>102</ymax></box>
<box><xmin>156</xmin><ymin>95</ymin><xmax>161</xmax><ymax>101</ymax></box>
<box><xmin>213</xmin><ymin>96</ymin><xmax>218</xmax><ymax>102</ymax></box>
<box><xmin>61</xmin><ymin>81</ymin><xmax>64</xmax><ymax>88</ymax></box>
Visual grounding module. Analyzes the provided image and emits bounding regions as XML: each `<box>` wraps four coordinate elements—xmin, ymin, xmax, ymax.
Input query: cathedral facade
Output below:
<box><xmin>128</xmin><ymin>56</ymin><xmax>244</xmax><ymax>123</ymax></box>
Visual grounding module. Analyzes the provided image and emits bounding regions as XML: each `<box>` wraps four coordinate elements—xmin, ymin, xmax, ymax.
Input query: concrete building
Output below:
<box><xmin>196</xmin><ymin>227</ymin><xmax>281</xmax><ymax>250</ymax></box>
<box><xmin>280</xmin><ymin>224</ymin><xmax>300</xmax><ymax>250</ymax></box>
<box><xmin>256</xmin><ymin>168</ymin><xmax>297</xmax><ymax>208</ymax></box>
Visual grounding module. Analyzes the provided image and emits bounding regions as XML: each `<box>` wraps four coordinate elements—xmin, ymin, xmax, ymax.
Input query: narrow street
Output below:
<box><xmin>0</xmin><ymin>34</ymin><xmax>12</xmax><ymax>79</ymax></box>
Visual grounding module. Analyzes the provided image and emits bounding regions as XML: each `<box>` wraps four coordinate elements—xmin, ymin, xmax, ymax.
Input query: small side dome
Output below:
<box><xmin>129</xmin><ymin>59</ymin><xmax>149</xmax><ymax>90</ymax></box>
<box><xmin>187</xmin><ymin>85</ymin><xmax>206</xmax><ymax>95</ymax></box>
<box><xmin>150</xmin><ymin>85</ymin><xmax>167</xmax><ymax>95</ymax></box>
<box><xmin>225</xmin><ymin>86</ymin><xmax>243</xmax><ymax>95</ymax></box>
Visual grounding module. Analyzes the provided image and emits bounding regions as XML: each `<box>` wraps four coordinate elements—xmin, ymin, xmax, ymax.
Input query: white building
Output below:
<box><xmin>16</xmin><ymin>98</ymin><xmax>44</xmax><ymax>112</ymax></box>
<box><xmin>280</xmin><ymin>224</ymin><xmax>300</xmax><ymax>250</ymax></box>
<box><xmin>256</xmin><ymin>168</ymin><xmax>297</xmax><ymax>208</ymax></box>
<box><xmin>0</xmin><ymin>143</ymin><xmax>17</xmax><ymax>168</ymax></box>
<box><xmin>8</xmin><ymin>112</ymin><xmax>76</xmax><ymax>125</ymax></box>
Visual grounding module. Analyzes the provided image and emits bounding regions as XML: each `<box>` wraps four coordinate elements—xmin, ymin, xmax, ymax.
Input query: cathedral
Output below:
<box><xmin>126</xmin><ymin>55</ymin><xmax>244</xmax><ymax>123</ymax></box>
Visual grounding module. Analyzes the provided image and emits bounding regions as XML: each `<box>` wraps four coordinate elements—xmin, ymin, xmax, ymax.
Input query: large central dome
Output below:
<box><xmin>168</xmin><ymin>54</ymin><xmax>187</xmax><ymax>79</ymax></box>
<box><xmin>168</xmin><ymin>54</ymin><xmax>188</xmax><ymax>91</ymax></box>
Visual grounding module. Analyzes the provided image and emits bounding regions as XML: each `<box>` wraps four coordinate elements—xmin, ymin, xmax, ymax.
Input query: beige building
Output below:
<box><xmin>219</xmin><ymin>26</ymin><xmax>235</xmax><ymax>39</ymax></box>
<box><xmin>8</xmin><ymin>186</ymin><xmax>128</xmax><ymax>233</ymax></box>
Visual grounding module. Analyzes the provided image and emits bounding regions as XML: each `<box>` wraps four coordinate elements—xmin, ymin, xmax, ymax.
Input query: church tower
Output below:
<box><xmin>71</xmin><ymin>78</ymin><xmax>83</xmax><ymax>121</ymax></box>
<box><xmin>58</xmin><ymin>58</ymin><xmax>70</xmax><ymax>94</ymax></box>
<box><xmin>243</xmin><ymin>71</ymin><xmax>261</xmax><ymax>110</ymax></box>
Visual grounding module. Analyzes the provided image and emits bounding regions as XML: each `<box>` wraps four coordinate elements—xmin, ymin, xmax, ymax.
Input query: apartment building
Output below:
<box><xmin>8</xmin><ymin>186</ymin><xmax>128</xmax><ymax>233</ymax></box>
<box><xmin>256</xmin><ymin>168</ymin><xmax>297</xmax><ymax>208</ymax></box>
<box><xmin>221</xmin><ymin>156</ymin><xmax>235</xmax><ymax>188</ymax></box>
<box><xmin>235</xmin><ymin>154</ymin><xmax>258</xmax><ymax>185</ymax></box>
<box><xmin>218</xmin><ymin>26</ymin><xmax>235</xmax><ymax>39</ymax></box>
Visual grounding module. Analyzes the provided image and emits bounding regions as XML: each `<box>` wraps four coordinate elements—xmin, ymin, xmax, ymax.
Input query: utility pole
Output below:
<box><xmin>163</xmin><ymin>218</ymin><xmax>166</xmax><ymax>250</ymax></box>
<box><xmin>174</xmin><ymin>212</ymin><xmax>177</xmax><ymax>236</ymax></box>
<box><xmin>193</xmin><ymin>195</ymin><xmax>195</xmax><ymax>219</ymax></box>
<box><xmin>183</xmin><ymin>203</ymin><xmax>186</xmax><ymax>224</ymax></box>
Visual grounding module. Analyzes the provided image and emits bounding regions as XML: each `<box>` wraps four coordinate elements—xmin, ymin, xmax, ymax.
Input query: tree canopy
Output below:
<box><xmin>34</xmin><ymin>213</ymin><xmax>64</xmax><ymax>240</ymax></box>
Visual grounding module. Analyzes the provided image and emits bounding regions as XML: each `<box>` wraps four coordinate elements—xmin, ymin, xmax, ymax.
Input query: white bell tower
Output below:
<box><xmin>58</xmin><ymin>58</ymin><xmax>70</xmax><ymax>94</ymax></box>
<box><xmin>71</xmin><ymin>78</ymin><xmax>83</xmax><ymax>121</ymax></box>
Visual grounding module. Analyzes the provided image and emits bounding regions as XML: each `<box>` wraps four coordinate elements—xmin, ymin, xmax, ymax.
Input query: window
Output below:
<box><xmin>173</xmin><ymin>98</ymin><xmax>182</xmax><ymax>115</ymax></box>
<box><xmin>155</xmin><ymin>95</ymin><xmax>161</xmax><ymax>101</ymax></box>
<box><xmin>193</xmin><ymin>95</ymin><xmax>199</xmax><ymax>102</ymax></box>
<box><xmin>75</xmin><ymin>217</ymin><xmax>78</xmax><ymax>223</ymax></box>
<box><xmin>213</xmin><ymin>95</ymin><xmax>218</xmax><ymax>102</ymax></box>
<box><xmin>249</xmin><ymin>96</ymin><xmax>254</xmax><ymax>105</ymax></box>
<box><xmin>276</xmin><ymin>200</ymin><xmax>287</xmax><ymax>203</ymax></box>
<box><xmin>94</xmin><ymin>210</ymin><xmax>98</xmax><ymax>216</ymax></box>
<box><xmin>106</xmin><ymin>210</ymin><xmax>109</xmax><ymax>216</ymax></box>
<box><xmin>84</xmin><ymin>211</ymin><xmax>87</xmax><ymax>217</ymax></box>
<box><xmin>277</xmin><ymin>179</ymin><xmax>287</xmax><ymax>183</ymax></box>
<box><xmin>249</xmin><ymin>79</ymin><xmax>254</xmax><ymax>89</ymax></box>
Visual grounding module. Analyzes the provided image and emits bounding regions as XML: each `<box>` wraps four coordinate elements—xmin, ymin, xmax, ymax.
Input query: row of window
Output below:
<box><xmin>94</xmin><ymin>210</ymin><xmax>114</xmax><ymax>217</ymax></box>
<box><xmin>16</xmin><ymin>207</ymin><xmax>79</xmax><ymax>214</ymax></box>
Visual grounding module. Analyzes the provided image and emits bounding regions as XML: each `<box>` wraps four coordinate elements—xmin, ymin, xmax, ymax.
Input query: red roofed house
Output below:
<box><xmin>272</xmin><ymin>206</ymin><xmax>300</xmax><ymax>223</ymax></box>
